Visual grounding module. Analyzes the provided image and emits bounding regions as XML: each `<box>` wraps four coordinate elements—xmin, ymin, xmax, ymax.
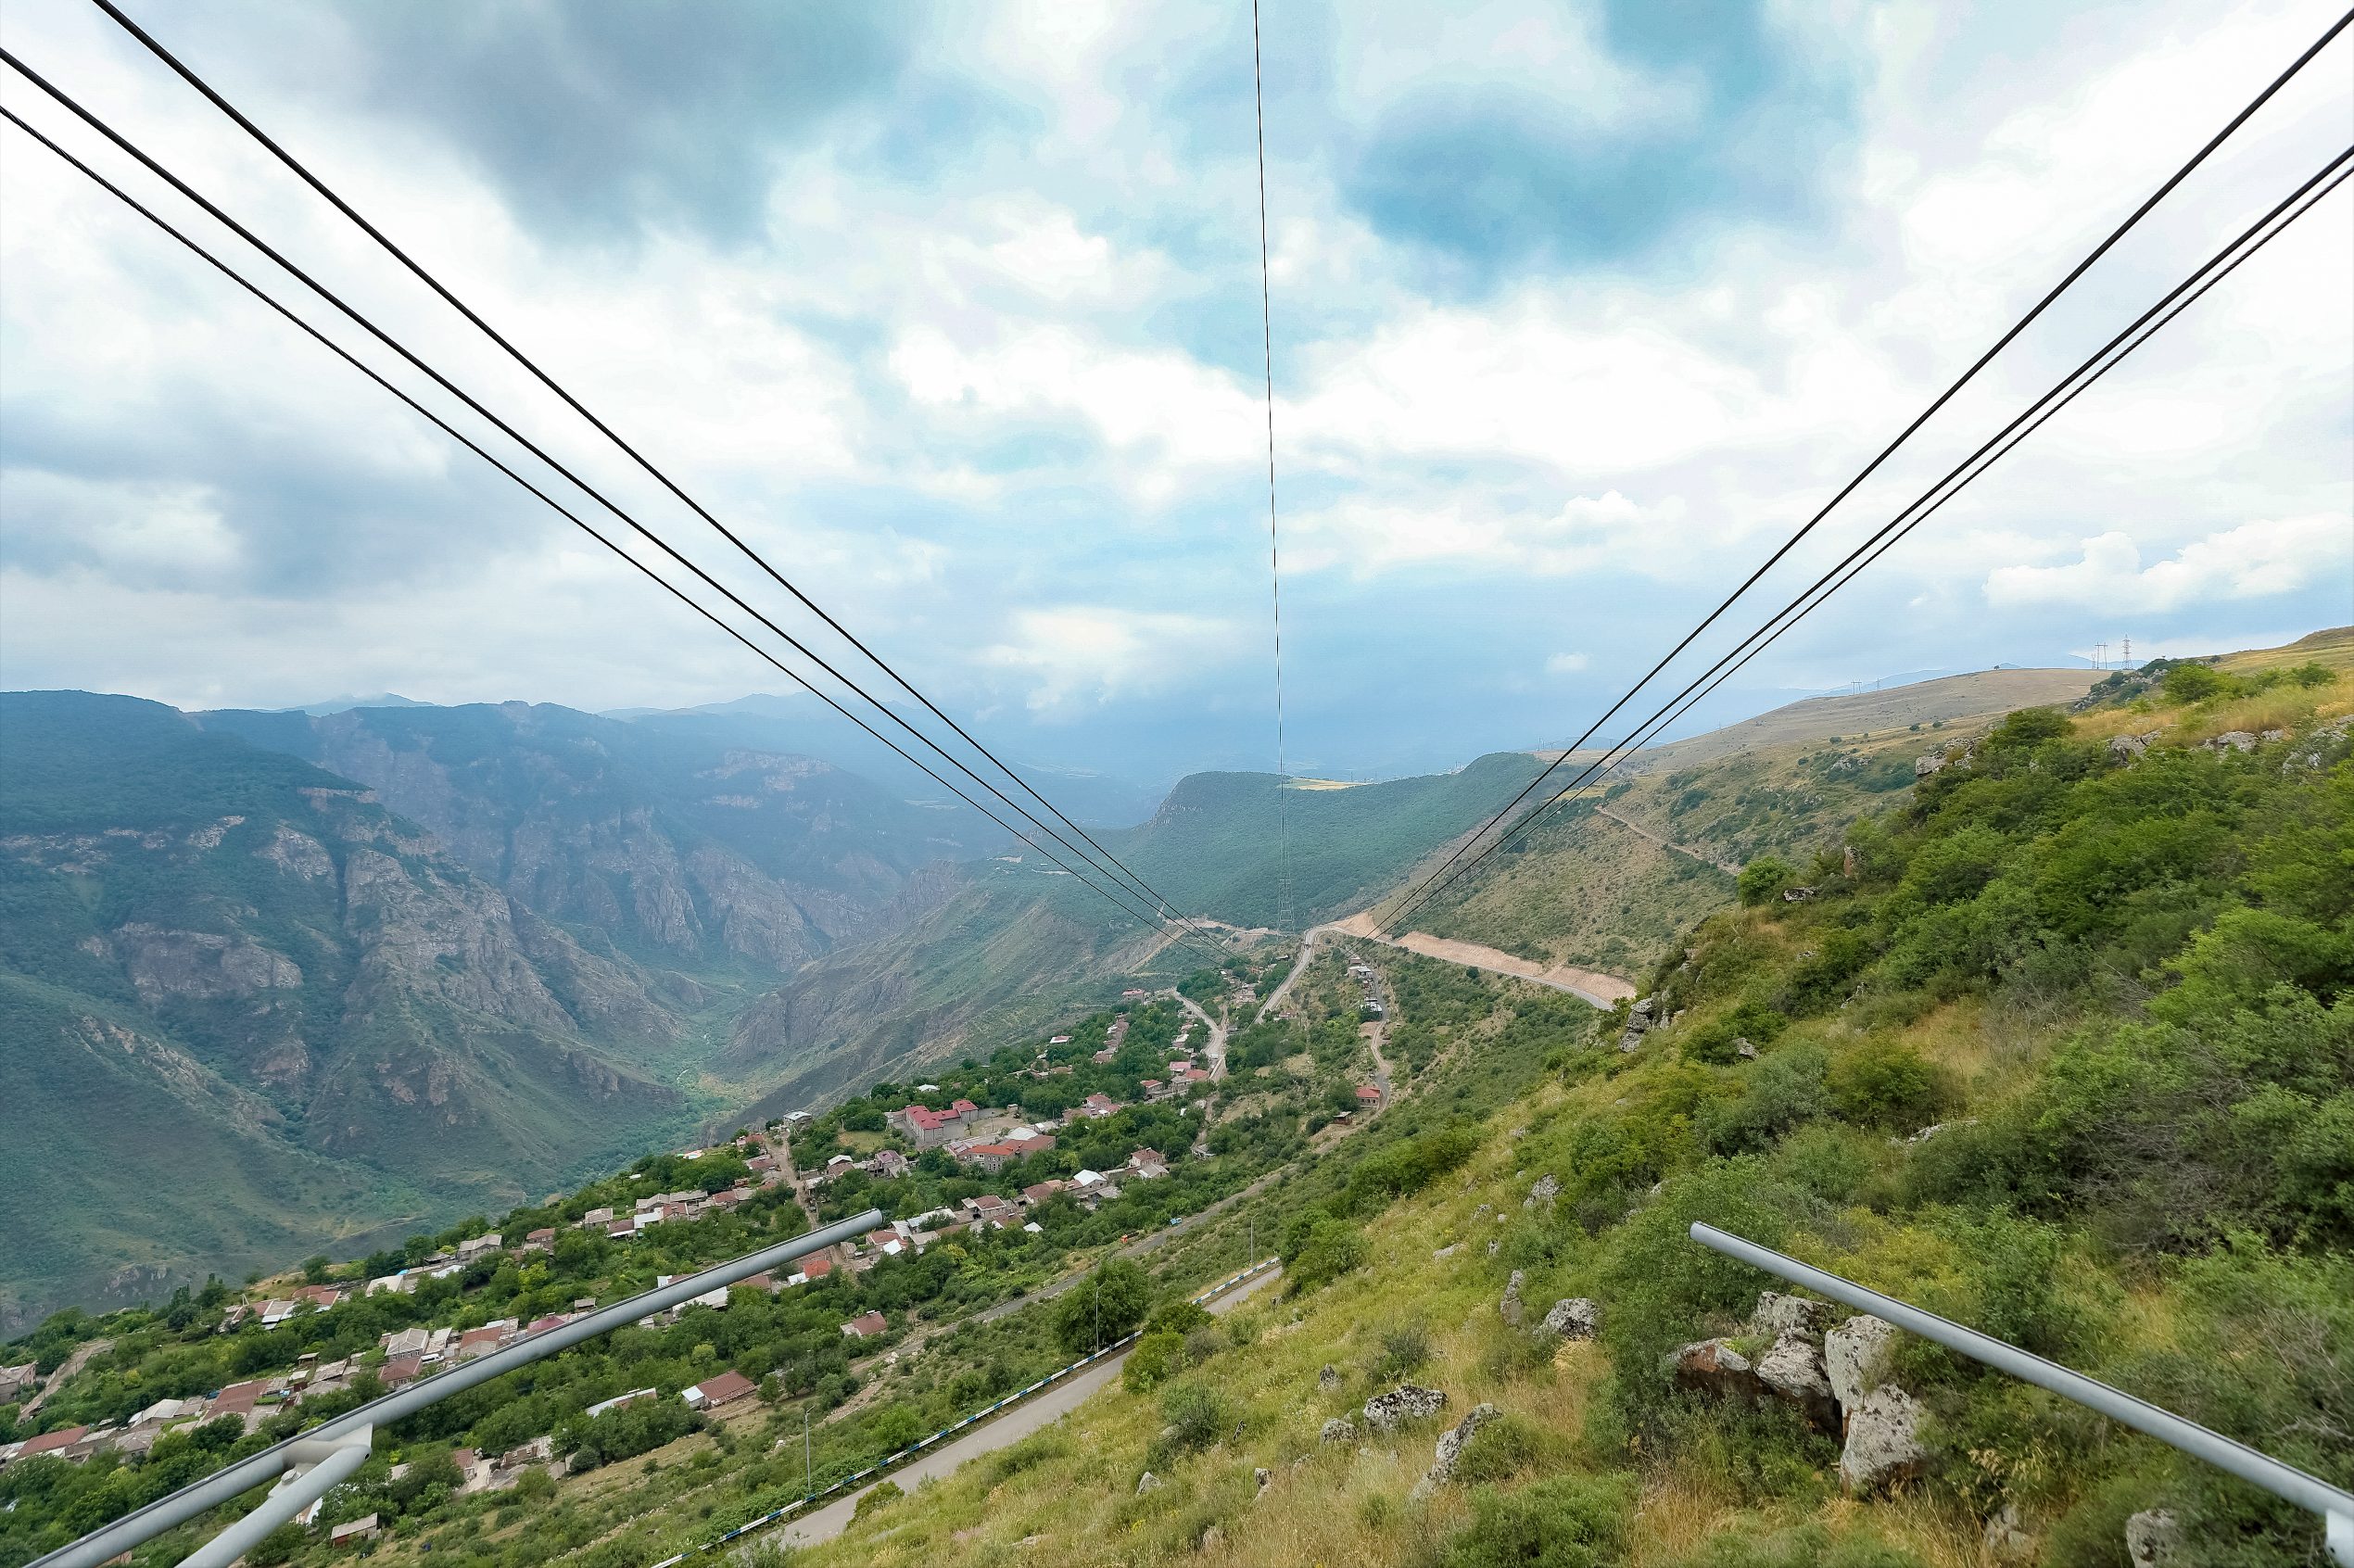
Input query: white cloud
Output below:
<box><xmin>1545</xmin><ymin>651</ymin><xmax>1590</xmax><ymax>675</ymax></box>
<box><xmin>977</xmin><ymin>606</ymin><xmax>1242</xmax><ymax>715</ymax></box>
<box><xmin>1982</xmin><ymin>515</ymin><xmax>2352</xmax><ymax>612</ymax></box>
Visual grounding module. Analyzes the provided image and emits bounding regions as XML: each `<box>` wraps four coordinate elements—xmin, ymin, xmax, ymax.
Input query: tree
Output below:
<box><xmin>1053</xmin><ymin>1258</ymin><xmax>1151</xmax><ymax>1354</ymax></box>
<box><xmin>301</xmin><ymin>1256</ymin><xmax>331</xmax><ymax>1284</ymax></box>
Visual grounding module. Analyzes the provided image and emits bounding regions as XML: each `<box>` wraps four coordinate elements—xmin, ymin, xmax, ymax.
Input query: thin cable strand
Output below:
<box><xmin>0</xmin><ymin>106</ymin><xmax>1226</xmax><ymax>966</ymax></box>
<box><xmin>0</xmin><ymin>47</ymin><xmax>1221</xmax><ymax>959</ymax></box>
<box><xmin>81</xmin><ymin>0</ymin><xmax>1220</xmax><ymax>953</ymax></box>
<box><xmin>1250</xmin><ymin>0</ymin><xmax>1295</xmax><ymax>936</ymax></box>
<box><xmin>1377</xmin><ymin>6</ymin><xmax>2354</xmax><ymax>930</ymax></box>
<box><xmin>1385</xmin><ymin>148</ymin><xmax>2352</xmax><ymax>929</ymax></box>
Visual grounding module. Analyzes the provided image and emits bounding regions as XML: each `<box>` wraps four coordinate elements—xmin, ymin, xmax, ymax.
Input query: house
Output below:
<box><xmin>579</xmin><ymin>1206</ymin><xmax>615</xmax><ymax>1228</ymax></box>
<box><xmin>209</xmin><ymin>1380</ymin><xmax>270</xmax><ymax>1420</ymax></box>
<box><xmin>329</xmin><ymin>1514</ymin><xmax>380</xmax><ymax>1548</ymax></box>
<box><xmin>6</xmin><ymin>1426</ymin><xmax>89</xmax><ymax>1463</ymax></box>
<box><xmin>863</xmin><ymin>1228</ymin><xmax>905</xmax><ymax>1258</ymax></box>
<box><xmin>824</xmin><ymin>1154</ymin><xmax>857</xmax><ymax>1176</ymax></box>
<box><xmin>291</xmin><ymin>1284</ymin><xmax>345</xmax><ymax>1309</ymax></box>
<box><xmin>0</xmin><ymin>1364</ymin><xmax>36</xmax><ymax>1402</ymax></box>
<box><xmin>384</xmin><ymin>1326</ymin><xmax>432</xmax><ymax>1359</ymax></box>
<box><xmin>456</xmin><ymin>1233</ymin><xmax>502</xmax><ymax>1262</ymax></box>
<box><xmin>128</xmin><ymin>1397</ymin><xmax>189</xmax><ymax>1428</ymax></box>
<box><xmin>792</xmin><ymin>1255</ymin><xmax>835</xmax><ymax>1283</ymax></box>
<box><xmin>584</xmin><ymin>1388</ymin><xmax>655</xmax><ymax>1419</ymax></box>
<box><xmin>968</xmin><ymin>1195</ymin><xmax>1019</xmax><ymax>1228</ymax></box>
<box><xmin>257</xmin><ymin>1299</ymin><xmax>298</xmax><ymax>1328</ymax></box>
<box><xmin>745</xmin><ymin>1154</ymin><xmax>777</xmax><ymax>1175</ymax></box>
<box><xmin>1141</xmin><ymin>1078</ymin><xmax>1168</xmax><ymax>1099</ymax></box>
<box><xmin>1183</xmin><ymin>1068</ymin><xmax>1213</xmax><ymax>1085</ymax></box>
<box><xmin>498</xmin><ymin>1435</ymin><xmax>555</xmax><ymax>1471</ymax></box>
<box><xmin>956</xmin><ymin>1142</ymin><xmax>1027</xmax><ymax>1172</ymax></box>
<box><xmin>1074</xmin><ymin>1093</ymin><xmax>1123</xmax><ymax>1119</ymax></box>
<box><xmin>1126</xmin><ymin>1148</ymin><xmax>1170</xmax><ymax>1180</ymax></box>
<box><xmin>1020</xmin><ymin>1179</ymin><xmax>1067</xmax><ymax>1208</ymax></box>
<box><xmin>1091</xmin><ymin>1048</ymin><xmax>1118</xmax><ymax>1064</ymax></box>
<box><xmin>379</xmin><ymin>1356</ymin><xmax>424</xmax><ymax>1389</ymax></box>
<box><xmin>682</xmin><ymin>1371</ymin><xmax>757</xmax><ymax>1410</ymax></box>
<box><xmin>654</xmin><ymin>1277</ymin><xmax>729</xmax><ymax>1312</ymax></box>
<box><xmin>840</xmin><ymin>1311</ymin><xmax>888</xmax><ymax>1340</ymax></box>
<box><xmin>872</xmin><ymin>1148</ymin><xmax>912</xmax><ymax>1178</ymax></box>
<box><xmin>523</xmin><ymin>1227</ymin><xmax>557</xmax><ymax>1252</ymax></box>
<box><xmin>1049</xmin><ymin>1034</ymin><xmax>1072</xmax><ymax>1045</ymax></box>
<box><xmin>1355</xmin><ymin>1083</ymin><xmax>1385</xmax><ymax>1108</ymax></box>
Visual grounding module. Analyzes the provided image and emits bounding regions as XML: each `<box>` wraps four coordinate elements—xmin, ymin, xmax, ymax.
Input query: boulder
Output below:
<box><xmin>2205</xmin><ymin>730</ymin><xmax>2258</xmax><ymax>752</ymax></box>
<box><xmin>1524</xmin><ymin>1173</ymin><xmax>1560</xmax><ymax>1208</ymax></box>
<box><xmin>1750</xmin><ymin>1292</ymin><xmax>1830</xmax><ymax>1339</ymax></box>
<box><xmin>2107</xmin><ymin>734</ymin><xmax>2148</xmax><ymax>763</ymax></box>
<box><xmin>1734</xmin><ymin>1037</ymin><xmax>1757</xmax><ymax>1059</ymax></box>
<box><xmin>1135</xmin><ymin>1471</ymin><xmax>1162</xmax><ymax>1497</ymax></box>
<box><xmin>1319</xmin><ymin>1363</ymin><xmax>1341</xmax><ymax>1392</ymax></box>
<box><xmin>1320</xmin><ymin>1417</ymin><xmax>1357</xmax><ymax>1444</ymax></box>
<box><xmin>1755</xmin><ymin>1332</ymin><xmax>1838</xmax><ymax>1428</ymax></box>
<box><xmin>2125</xmin><ymin>1509</ymin><xmax>2180</xmax><ymax>1567</ymax></box>
<box><xmin>1537</xmin><ymin>1298</ymin><xmax>1600</xmax><ymax>1341</ymax></box>
<box><xmin>1664</xmin><ymin>1339</ymin><xmax>1762</xmax><ymax>1401</ymax></box>
<box><xmin>1410</xmin><ymin>1402</ymin><xmax>1500</xmax><ymax>1501</ymax></box>
<box><xmin>1839</xmin><ymin>1386</ymin><xmax>1928</xmax><ymax>1495</ymax></box>
<box><xmin>1825</xmin><ymin>1315</ymin><xmax>1900</xmax><ymax>1415</ymax></box>
<box><xmin>1254</xmin><ymin>1467</ymin><xmax>1271</xmax><ymax>1495</ymax></box>
<box><xmin>1620</xmin><ymin>997</ymin><xmax>1655</xmax><ymax>1053</ymax></box>
<box><xmin>1983</xmin><ymin>1502</ymin><xmax>2036</xmax><ymax>1564</ymax></box>
<box><xmin>1362</xmin><ymin>1385</ymin><xmax>1449</xmax><ymax>1434</ymax></box>
<box><xmin>1500</xmin><ymin>1271</ymin><xmax>1525</xmax><ymax>1327</ymax></box>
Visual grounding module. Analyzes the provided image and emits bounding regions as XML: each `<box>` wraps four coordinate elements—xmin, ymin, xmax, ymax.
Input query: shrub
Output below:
<box><xmin>1053</xmin><ymin>1258</ymin><xmax>1152</xmax><ymax>1354</ymax></box>
<box><xmin>1770</xmin><ymin>1122</ymin><xmax>1877</xmax><ymax>1203</ymax></box>
<box><xmin>1158</xmin><ymin>1381</ymin><xmax>1228</xmax><ymax>1455</ymax></box>
<box><xmin>1738</xmin><ymin>856</ymin><xmax>1797</xmax><ymax>907</ymax></box>
<box><xmin>1450</xmin><ymin>1412</ymin><xmax>1543</xmax><ymax>1485</ymax></box>
<box><xmin>1123</xmin><ymin>1331</ymin><xmax>1184</xmax><ymax>1395</ymax></box>
<box><xmin>1699</xmin><ymin>1045</ymin><xmax>1830</xmax><ymax>1155</ymax></box>
<box><xmin>1436</xmin><ymin>1473</ymin><xmax>1633</xmax><ymax>1568</ymax></box>
<box><xmin>1283</xmin><ymin>1217</ymin><xmax>1367</xmax><ymax>1295</ymax></box>
<box><xmin>1829</xmin><ymin>1039</ymin><xmax>1948</xmax><ymax>1132</ymax></box>
<box><xmin>850</xmin><ymin>1479</ymin><xmax>901</xmax><ymax>1520</ymax></box>
<box><xmin>1671</xmin><ymin>1520</ymin><xmax>1927</xmax><ymax>1568</ymax></box>
<box><xmin>1373</xmin><ymin>1322</ymin><xmax>1431</xmax><ymax>1383</ymax></box>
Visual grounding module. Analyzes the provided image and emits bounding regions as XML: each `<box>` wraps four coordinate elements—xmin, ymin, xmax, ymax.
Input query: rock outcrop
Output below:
<box><xmin>1825</xmin><ymin>1315</ymin><xmax>1899</xmax><ymax>1415</ymax></box>
<box><xmin>1749</xmin><ymin>1292</ymin><xmax>1830</xmax><ymax>1338</ymax></box>
<box><xmin>1839</xmin><ymin>1386</ymin><xmax>1928</xmax><ymax>1494</ymax></box>
<box><xmin>1500</xmin><ymin>1271</ymin><xmax>1525</xmax><ymax>1327</ymax></box>
<box><xmin>1620</xmin><ymin>997</ymin><xmax>1655</xmax><ymax>1053</ymax></box>
<box><xmin>2125</xmin><ymin>1509</ymin><xmax>2180</xmax><ymax>1567</ymax></box>
<box><xmin>1524</xmin><ymin>1173</ymin><xmax>1559</xmax><ymax>1208</ymax></box>
<box><xmin>1409</xmin><ymin>1403</ymin><xmax>1500</xmax><ymax>1502</ymax></box>
<box><xmin>1537</xmin><ymin>1298</ymin><xmax>1600</xmax><ymax>1340</ymax></box>
<box><xmin>1665</xmin><ymin>1339</ymin><xmax>1762</xmax><ymax>1401</ymax></box>
<box><xmin>1135</xmin><ymin>1472</ymin><xmax>1162</xmax><ymax>1496</ymax></box>
<box><xmin>1755</xmin><ymin>1333</ymin><xmax>1838</xmax><ymax>1429</ymax></box>
<box><xmin>1362</xmin><ymin>1385</ymin><xmax>1448</xmax><ymax>1434</ymax></box>
<box><xmin>1320</xmin><ymin>1417</ymin><xmax>1356</xmax><ymax>1444</ymax></box>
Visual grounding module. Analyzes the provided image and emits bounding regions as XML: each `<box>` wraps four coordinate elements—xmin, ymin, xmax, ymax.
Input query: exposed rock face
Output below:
<box><xmin>1410</xmin><ymin>1402</ymin><xmax>1500</xmax><ymax>1501</ymax></box>
<box><xmin>111</xmin><ymin>924</ymin><xmax>303</xmax><ymax>1003</ymax></box>
<box><xmin>1537</xmin><ymin>1298</ymin><xmax>1600</xmax><ymax>1340</ymax></box>
<box><xmin>1825</xmin><ymin>1315</ymin><xmax>1900</xmax><ymax>1415</ymax></box>
<box><xmin>1500</xmin><ymin>1271</ymin><xmax>1525</xmax><ymax>1327</ymax></box>
<box><xmin>1524</xmin><ymin>1173</ymin><xmax>1559</xmax><ymax>1208</ymax></box>
<box><xmin>2125</xmin><ymin>1508</ymin><xmax>2179</xmax><ymax>1567</ymax></box>
<box><xmin>1620</xmin><ymin>996</ymin><xmax>1655</xmax><ymax>1053</ymax></box>
<box><xmin>2108</xmin><ymin>733</ymin><xmax>2151</xmax><ymax>763</ymax></box>
<box><xmin>1665</xmin><ymin>1339</ymin><xmax>1761</xmax><ymax>1401</ymax></box>
<box><xmin>1320</xmin><ymin>1417</ymin><xmax>1356</xmax><ymax>1444</ymax></box>
<box><xmin>1362</xmin><ymin>1385</ymin><xmax>1448</xmax><ymax>1434</ymax></box>
<box><xmin>1983</xmin><ymin>1503</ymin><xmax>2035</xmax><ymax>1563</ymax></box>
<box><xmin>1750</xmin><ymin>1292</ymin><xmax>1830</xmax><ymax>1339</ymax></box>
<box><xmin>1755</xmin><ymin>1333</ymin><xmax>1838</xmax><ymax>1429</ymax></box>
<box><xmin>2204</xmin><ymin>730</ymin><xmax>2259</xmax><ymax>752</ymax></box>
<box><xmin>1839</xmin><ymin>1386</ymin><xmax>1928</xmax><ymax>1494</ymax></box>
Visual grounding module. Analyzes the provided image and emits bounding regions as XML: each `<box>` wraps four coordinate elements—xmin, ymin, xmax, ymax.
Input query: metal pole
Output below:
<box><xmin>178</xmin><ymin>1432</ymin><xmax>372</xmax><ymax>1568</ymax></box>
<box><xmin>37</xmin><ymin>1208</ymin><xmax>883</xmax><ymax>1568</ymax></box>
<box><xmin>804</xmin><ymin>1405</ymin><xmax>812</xmax><ymax>1498</ymax></box>
<box><xmin>1690</xmin><ymin>1223</ymin><xmax>2354</xmax><ymax>1566</ymax></box>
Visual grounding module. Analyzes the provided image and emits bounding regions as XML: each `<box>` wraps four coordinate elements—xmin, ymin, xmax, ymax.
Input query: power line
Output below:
<box><xmin>82</xmin><ymin>0</ymin><xmax>1221</xmax><ymax>957</ymax></box>
<box><xmin>1249</xmin><ymin>0</ymin><xmax>1295</xmax><ymax>936</ymax></box>
<box><xmin>1376</xmin><ymin>6</ymin><xmax>2354</xmax><ymax>933</ymax></box>
<box><xmin>0</xmin><ymin>48</ymin><xmax>1224</xmax><ymax>965</ymax></box>
<box><xmin>1383</xmin><ymin>146</ymin><xmax>2352</xmax><ymax>929</ymax></box>
<box><xmin>0</xmin><ymin>106</ymin><xmax>1228</xmax><ymax>967</ymax></box>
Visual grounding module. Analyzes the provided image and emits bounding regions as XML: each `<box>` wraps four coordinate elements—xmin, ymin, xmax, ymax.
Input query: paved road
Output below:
<box><xmin>766</xmin><ymin>1266</ymin><xmax>1282</xmax><ymax>1549</ymax></box>
<box><xmin>1171</xmin><ymin>993</ymin><xmax>1229</xmax><ymax>1081</ymax></box>
<box><xmin>1253</xmin><ymin>924</ymin><xmax>1333</xmax><ymax>1022</ymax></box>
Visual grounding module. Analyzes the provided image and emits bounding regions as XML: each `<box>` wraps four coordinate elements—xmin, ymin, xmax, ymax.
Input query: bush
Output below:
<box><xmin>1054</xmin><ymin>1258</ymin><xmax>1152</xmax><ymax>1354</ymax></box>
<box><xmin>1828</xmin><ymin>1039</ymin><xmax>1947</xmax><ymax>1132</ymax></box>
<box><xmin>1738</xmin><ymin>856</ymin><xmax>1797</xmax><ymax>907</ymax></box>
<box><xmin>1281</xmin><ymin>1215</ymin><xmax>1367</xmax><ymax>1295</ymax></box>
<box><xmin>1123</xmin><ymin>1331</ymin><xmax>1185</xmax><ymax>1394</ymax></box>
<box><xmin>1671</xmin><ymin>1521</ymin><xmax>1926</xmax><ymax>1568</ymax></box>
<box><xmin>1699</xmin><ymin>1045</ymin><xmax>1830</xmax><ymax>1155</ymax></box>
<box><xmin>1158</xmin><ymin>1381</ymin><xmax>1228</xmax><ymax>1455</ymax></box>
<box><xmin>1436</xmin><ymin>1473</ymin><xmax>1632</xmax><ymax>1568</ymax></box>
<box><xmin>1450</xmin><ymin>1412</ymin><xmax>1543</xmax><ymax>1485</ymax></box>
<box><xmin>1372</xmin><ymin>1323</ymin><xmax>1430</xmax><ymax>1383</ymax></box>
<box><xmin>850</xmin><ymin>1479</ymin><xmax>902</xmax><ymax>1519</ymax></box>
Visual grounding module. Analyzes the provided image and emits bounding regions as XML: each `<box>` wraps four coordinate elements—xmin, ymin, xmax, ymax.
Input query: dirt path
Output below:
<box><xmin>766</xmin><ymin>1266</ymin><xmax>1283</xmax><ymax>1549</ymax></box>
<box><xmin>1170</xmin><ymin>993</ymin><xmax>1229</xmax><ymax>1081</ymax></box>
<box><xmin>1596</xmin><ymin>805</ymin><xmax>1741</xmax><ymax>875</ymax></box>
<box><xmin>20</xmin><ymin>1337</ymin><xmax>108</xmax><ymax>1419</ymax></box>
<box><xmin>1320</xmin><ymin>915</ymin><xmax>1632</xmax><ymax>1006</ymax></box>
<box><xmin>1253</xmin><ymin>927</ymin><xmax>1325</xmax><ymax>1023</ymax></box>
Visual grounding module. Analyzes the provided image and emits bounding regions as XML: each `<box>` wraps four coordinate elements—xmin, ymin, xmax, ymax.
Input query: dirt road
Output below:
<box><xmin>1171</xmin><ymin>993</ymin><xmax>1229</xmax><ymax>1080</ymax></box>
<box><xmin>766</xmin><ymin>1266</ymin><xmax>1282</xmax><ymax>1549</ymax></box>
<box><xmin>1595</xmin><ymin>805</ymin><xmax>1741</xmax><ymax>875</ymax></box>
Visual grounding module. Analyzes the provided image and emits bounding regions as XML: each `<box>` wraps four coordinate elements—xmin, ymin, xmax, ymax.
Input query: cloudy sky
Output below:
<box><xmin>2</xmin><ymin>0</ymin><xmax>2348</xmax><ymax>787</ymax></box>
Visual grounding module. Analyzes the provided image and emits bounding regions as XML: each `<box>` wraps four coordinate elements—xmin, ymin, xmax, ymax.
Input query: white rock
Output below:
<box><xmin>1755</xmin><ymin>1332</ymin><xmax>1837</xmax><ymax>1427</ymax></box>
<box><xmin>2125</xmin><ymin>1509</ymin><xmax>2180</xmax><ymax>1567</ymax></box>
<box><xmin>1839</xmin><ymin>1386</ymin><xmax>1928</xmax><ymax>1495</ymax></box>
<box><xmin>1750</xmin><ymin>1291</ymin><xmax>1830</xmax><ymax>1339</ymax></box>
<box><xmin>1320</xmin><ymin>1417</ymin><xmax>1356</xmax><ymax>1444</ymax></box>
<box><xmin>1537</xmin><ymin>1298</ymin><xmax>1600</xmax><ymax>1340</ymax></box>
<box><xmin>1500</xmin><ymin>1271</ymin><xmax>1525</xmax><ymax>1327</ymax></box>
<box><xmin>1410</xmin><ymin>1402</ymin><xmax>1500</xmax><ymax>1501</ymax></box>
<box><xmin>1361</xmin><ymin>1385</ymin><xmax>1448</xmax><ymax>1434</ymax></box>
<box><xmin>1825</xmin><ymin>1315</ymin><xmax>1900</xmax><ymax>1415</ymax></box>
<box><xmin>1135</xmin><ymin>1471</ymin><xmax>1162</xmax><ymax>1496</ymax></box>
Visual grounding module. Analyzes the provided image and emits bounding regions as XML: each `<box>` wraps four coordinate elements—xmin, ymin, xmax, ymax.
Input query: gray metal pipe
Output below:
<box><xmin>176</xmin><ymin>1432</ymin><xmax>372</xmax><ymax>1568</ymax></box>
<box><xmin>1690</xmin><ymin>1222</ymin><xmax>2354</xmax><ymax>1565</ymax></box>
<box><xmin>36</xmin><ymin>1208</ymin><xmax>881</xmax><ymax>1568</ymax></box>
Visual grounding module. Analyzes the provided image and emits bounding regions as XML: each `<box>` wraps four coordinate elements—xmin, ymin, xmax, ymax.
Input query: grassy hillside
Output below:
<box><xmin>774</xmin><ymin>651</ymin><xmax>2352</xmax><ymax>1568</ymax></box>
